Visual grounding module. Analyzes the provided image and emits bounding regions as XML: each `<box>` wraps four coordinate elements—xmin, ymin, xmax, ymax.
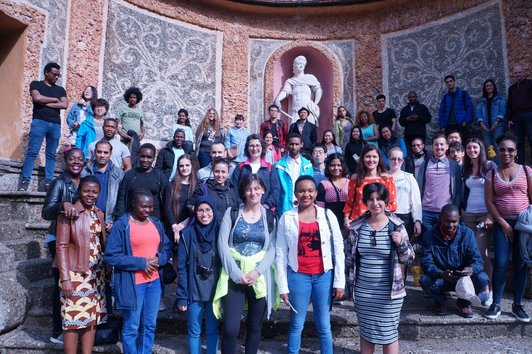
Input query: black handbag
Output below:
<box><xmin>94</xmin><ymin>318</ymin><xmax>120</xmax><ymax>346</ymax></box>
<box><xmin>161</xmin><ymin>262</ymin><xmax>177</xmax><ymax>284</ymax></box>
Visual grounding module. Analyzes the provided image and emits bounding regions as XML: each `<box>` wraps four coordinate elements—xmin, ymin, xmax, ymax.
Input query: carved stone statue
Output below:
<box><xmin>274</xmin><ymin>55</ymin><xmax>323</xmax><ymax>126</ymax></box>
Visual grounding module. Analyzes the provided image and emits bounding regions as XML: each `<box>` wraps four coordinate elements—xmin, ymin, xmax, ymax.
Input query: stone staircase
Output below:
<box><xmin>0</xmin><ymin>181</ymin><xmax>529</xmax><ymax>353</ymax></box>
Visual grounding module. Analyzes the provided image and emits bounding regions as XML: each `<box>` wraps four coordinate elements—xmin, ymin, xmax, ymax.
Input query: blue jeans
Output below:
<box><xmin>492</xmin><ymin>218</ymin><xmax>527</xmax><ymax>305</ymax></box>
<box><xmin>187</xmin><ymin>301</ymin><xmax>218</xmax><ymax>354</ymax></box>
<box><xmin>287</xmin><ymin>268</ymin><xmax>333</xmax><ymax>354</ymax></box>
<box><xmin>122</xmin><ymin>278</ymin><xmax>161</xmax><ymax>354</ymax></box>
<box><xmin>422</xmin><ymin>211</ymin><xmax>440</xmax><ymax>231</ymax></box>
<box><xmin>481</xmin><ymin>125</ymin><xmax>505</xmax><ymax>163</ymax></box>
<box><xmin>22</xmin><ymin>119</ymin><xmax>61</xmax><ymax>184</ymax></box>
<box><xmin>421</xmin><ymin>272</ymin><xmax>489</xmax><ymax>307</ymax></box>
<box><xmin>511</xmin><ymin>112</ymin><xmax>532</xmax><ymax>165</ymax></box>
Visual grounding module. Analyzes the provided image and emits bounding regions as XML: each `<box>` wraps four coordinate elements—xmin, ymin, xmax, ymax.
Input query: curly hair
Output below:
<box><xmin>123</xmin><ymin>87</ymin><xmax>143</xmax><ymax>103</ymax></box>
<box><xmin>195</xmin><ymin>108</ymin><xmax>221</xmax><ymax>141</ymax></box>
<box><xmin>355</xmin><ymin>110</ymin><xmax>374</xmax><ymax>126</ymax></box>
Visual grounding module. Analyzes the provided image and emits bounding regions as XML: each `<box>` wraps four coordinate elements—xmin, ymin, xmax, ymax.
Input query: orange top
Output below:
<box><xmin>343</xmin><ymin>175</ymin><xmax>397</xmax><ymax>221</ymax></box>
<box><xmin>130</xmin><ymin>220</ymin><xmax>160</xmax><ymax>284</ymax></box>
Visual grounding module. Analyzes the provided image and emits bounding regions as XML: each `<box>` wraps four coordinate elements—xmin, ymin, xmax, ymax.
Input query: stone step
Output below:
<box><xmin>28</xmin><ymin>278</ymin><xmax>56</xmax><ymax>309</ymax></box>
<box><xmin>4</xmin><ymin>238</ymin><xmax>45</xmax><ymax>261</ymax></box>
<box><xmin>24</xmin><ymin>283</ymin><xmax>532</xmax><ymax>341</ymax></box>
<box><xmin>0</xmin><ymin>327</ymin><xmax>531</xmax><ymax>354</ymax></box>
<box><xmin>16</xmin><ymin>258</ymin><xmax>52</xmax><ymax>282</ymax></box>
<box><xmin>0</xmin><ymin>244</ymin><xmax>15</xmax><ymax>273</ymax></box>
<box><xmin>0</xmin><ymin>191</ymin><xmax>48</xmax><ymax>243</ymax></box>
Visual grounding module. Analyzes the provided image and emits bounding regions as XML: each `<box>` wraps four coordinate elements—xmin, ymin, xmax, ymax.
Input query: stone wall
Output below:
<box><xmin>0</xmin><ymin>0</ymin><xmax>530</xmax><ymax>161</ymax></box>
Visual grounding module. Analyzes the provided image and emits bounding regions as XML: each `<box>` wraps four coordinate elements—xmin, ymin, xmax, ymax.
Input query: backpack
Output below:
<box><xmin>229</xmin><ymin>206</ymin><xmax>275</xmax><ymax>234</ymax></box>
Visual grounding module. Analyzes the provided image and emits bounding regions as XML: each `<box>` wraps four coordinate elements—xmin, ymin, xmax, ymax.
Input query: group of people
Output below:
<box><xmin>21</xmin><ymin>61</ymin><xmax>531</xmax><ymax>354</ymax></box>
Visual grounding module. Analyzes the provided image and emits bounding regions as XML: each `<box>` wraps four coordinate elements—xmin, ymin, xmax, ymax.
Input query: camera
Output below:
<box><xmin>196</xmin><ymin>264</ymin><xmax>213</xmax><ymax>278</ymax></box>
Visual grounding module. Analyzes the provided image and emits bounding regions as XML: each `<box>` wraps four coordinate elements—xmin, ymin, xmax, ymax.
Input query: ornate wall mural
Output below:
<box><xmin>101</xmin><ymin>0</ymin><xmax>222</xmax><ymax>142</ymax></box>
<box><xmin>382</xmin><ymin>2</ymin><xmax>507</xmax><ymax>140</ymax></box>
<box><xmin>322</xmin><ymin>40</ymin><xmax>355</xmax><ymax>115</ymax></box>
<box><xmin>249</xmin><ymin>39</ymin><xmax>290</xmax><ymax>132</ymax></box>
<box><xmin>27</xmin><ymin>0</ymin><xmax>69</xmax><ymax>85</ymax></box>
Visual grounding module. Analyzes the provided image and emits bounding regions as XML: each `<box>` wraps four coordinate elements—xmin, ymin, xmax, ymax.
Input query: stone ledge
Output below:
<box><xmin>1</xmin><ymin>328</ymin><xmax>532</xmax><ymax>354</ymax></box>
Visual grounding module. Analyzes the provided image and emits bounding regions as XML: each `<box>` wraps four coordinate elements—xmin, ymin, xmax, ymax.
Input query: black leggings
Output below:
<box><xmin>47</xmin><ymin>241</ymin><xmax>62</xmax><ymax>336</ymax></box>
<box><xmin>222</xmin><ymin>280</ymin><xmax>266</xmax><ymax>354</ymax></box>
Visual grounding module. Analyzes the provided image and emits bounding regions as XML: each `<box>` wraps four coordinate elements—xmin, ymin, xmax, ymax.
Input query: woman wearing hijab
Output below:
<box><xmin>177</xmin><ymin>196</ymin><xmax>220</xmax><ymax>354</ymax></box>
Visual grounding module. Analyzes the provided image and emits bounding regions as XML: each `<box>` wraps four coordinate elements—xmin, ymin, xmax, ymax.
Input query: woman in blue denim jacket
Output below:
<box><xmin>475</xmin><ymin>79</ymin><xmax>506</xmax><ymax>157</ymax></box>
<box><xmin>66</xmin><ymin>86</ymin><xmax>96</xmax><ymax>144</ymax></box>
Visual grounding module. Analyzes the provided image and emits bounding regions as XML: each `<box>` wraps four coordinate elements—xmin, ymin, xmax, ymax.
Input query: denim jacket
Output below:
<box><xmin>346</xmin><ymin>213</ymin><xmax>414</xmax><ymax>300</ymax></box>
<box><xmin>104</xmin><ymin>214</ymin><xmax>171</xmax><ymax>310</ymax></box>
<box><xmin>475</xmin><ymin>95</ymin><xmax>506</xmax><ymax>126</ymax></box>
<box><xmin>67</xmin><ymin>102</ymin><xmax>94</xmax><ymax>130</ymax></box>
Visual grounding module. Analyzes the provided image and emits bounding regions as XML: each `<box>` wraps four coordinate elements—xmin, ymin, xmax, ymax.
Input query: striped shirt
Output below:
<box><xmin>487</xmin><ymin>165</ymin><xmax>531</xmax><ymax>218</ymax></box>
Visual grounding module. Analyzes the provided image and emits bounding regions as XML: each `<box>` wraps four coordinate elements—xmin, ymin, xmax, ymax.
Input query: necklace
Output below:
<box><xmin>500</xmin><ymin>165</ymin><xmax>517</xmax><ymax>191</ymax></box>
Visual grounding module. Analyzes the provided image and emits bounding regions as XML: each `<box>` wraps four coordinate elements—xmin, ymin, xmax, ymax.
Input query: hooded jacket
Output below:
<box><xmin>155</xmin><ymin>140</ymin><xmax>194</xmax><ymax>180</ymax></box>
<box><xmin>230</xmin><ymin>159</ymin><xmax>280</xmax><ymax>209</ymax></box>
<box><xmin>187</xmin><ymin>180</ymin><xmax>239</xmax><ymax>225</ymax></box>
<box><xmin>104</xmin><ymin>213</ymin><xmax>171</xmax><ymax>310</ymax></box>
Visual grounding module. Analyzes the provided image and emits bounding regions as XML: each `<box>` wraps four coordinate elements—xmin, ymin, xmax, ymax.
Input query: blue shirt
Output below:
<box><xmin>313</xmin><ymin>166</ymin><xmax>327</xmax><ymax>186</ymax></box>
<box><xmin>94</xmin><ymin>164</ymin><xmax>110</xmax><ymax>214</ymax></box>
<box><xmin>233</xmin><ymin>218</ymin><xmax>265</xmax><ymax>256</ymax></box>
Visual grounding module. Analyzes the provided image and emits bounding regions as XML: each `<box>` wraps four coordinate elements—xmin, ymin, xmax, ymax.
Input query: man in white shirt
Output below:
<box><xmin>197</xmin><ymin>142</ymin><xmax>235</xmax><ymax>182</ymax></box>
<box><xmin>87</xmin><ymin>118</ymin><xmax>132</xmax><ymax>171</ymax></box>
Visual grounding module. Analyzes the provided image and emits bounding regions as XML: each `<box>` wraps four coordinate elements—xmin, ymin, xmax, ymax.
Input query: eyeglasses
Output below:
<box><xmin>499</xmin><ymin>147</ymin><xmax>516</xmax><ymax>153</ymax></box>
<box><xmin>390</xmin><ymin>157</ymin><xmax>403</xmax><ymax>162</ymax></box>
<box><xmin>370</xmin><ymin>230</ymin><xmax>377</xmax><ymax>247</ymax></box>
<box><xmin>411</xmin><ymin>144</ymin><xmax>423</xmax><ymax>147</ymax></box>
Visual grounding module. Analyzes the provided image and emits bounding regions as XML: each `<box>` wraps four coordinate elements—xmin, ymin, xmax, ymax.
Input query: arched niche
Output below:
<box><xmin>264</xmin><ymin>43</ymin><xmax>343</xmax><ymax>138</ymax></box>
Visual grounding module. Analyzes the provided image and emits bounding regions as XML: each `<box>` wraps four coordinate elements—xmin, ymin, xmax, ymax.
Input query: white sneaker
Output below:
<box><xmin>50</xmin><ymin>333</ymin><xmax>64</xmax><ymax>344</ymax></box>
<box><xmin>479</xmin><ymin>291</ymin><xmax>493</xmax><ymax>307</ymax></box>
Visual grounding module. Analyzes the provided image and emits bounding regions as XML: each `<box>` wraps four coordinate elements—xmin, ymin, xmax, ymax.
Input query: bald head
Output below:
<box><xmin>511</xmin><ymin>64</ymin><xmax>526</xmax><ymax>82</ymax></box>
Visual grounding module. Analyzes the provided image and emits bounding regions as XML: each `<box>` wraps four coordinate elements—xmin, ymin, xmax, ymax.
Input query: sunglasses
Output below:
<box><xmin>370</xmin><ymin>230</ymin><xmax>377</xmax><ymax>247</ymax></box>
<box><xmin>499</xmin><ymin>147</ymin><xmax>516</xmax><ymax>153</ymax></box>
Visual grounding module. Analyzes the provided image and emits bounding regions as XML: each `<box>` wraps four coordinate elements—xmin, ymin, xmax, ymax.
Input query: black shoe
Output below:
<box><xmin>458</xmin><ymin>305</ymin><xmax>473</xmax><ymax>318</ymax></box>
<box><xmin>485</xmin><ymin>303</ymin><xmax>501</xmax><ymax>320</ymax></box>
<box><xmin>434</xmin><ymin>303</ymin><xmax>447</xmax><ymax>316</ymax></box>
<box><xmin>18</xmin><ymin>182</ymin><xmax>29</xmax><ymax>191</ymax></box>
<box><xmin>512</xmin><ymin>304</ymin><xmax>530</xmax><ymax>323</ymax></box>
